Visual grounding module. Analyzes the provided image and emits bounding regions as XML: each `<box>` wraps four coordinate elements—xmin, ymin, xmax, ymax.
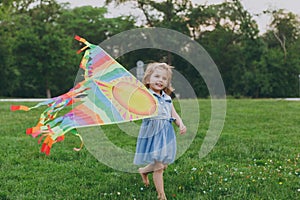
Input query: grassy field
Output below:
<box><xmin>0</xmin><ymin>99</ymin><xmax>299</xmax><ymax>199</ymax></box>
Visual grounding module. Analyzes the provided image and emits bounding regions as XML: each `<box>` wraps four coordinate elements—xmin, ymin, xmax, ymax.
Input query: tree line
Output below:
<box><xmin>0</xmin><ymin>0</ymin><xmax>300</xmax><ymax>98</ymax></box>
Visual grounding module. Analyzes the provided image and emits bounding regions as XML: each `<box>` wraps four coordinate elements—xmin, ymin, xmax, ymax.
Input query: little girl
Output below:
<box><xmin>134</xmin><ymin>62</ymin><xmax>186</xmax><ymax>200</ymax></box>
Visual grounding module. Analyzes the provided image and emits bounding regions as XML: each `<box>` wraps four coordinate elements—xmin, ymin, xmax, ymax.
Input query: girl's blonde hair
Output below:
<box><xmin>142</xmin><ymin>62</ymin><xmax>174</xmax><ymax>95</ymax></box>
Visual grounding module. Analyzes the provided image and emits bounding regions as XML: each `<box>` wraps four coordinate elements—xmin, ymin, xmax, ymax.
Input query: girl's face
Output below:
<box><xmin>148</xmin><ymin>67</ymin><xmax>169</xmax><ymax>95</ymax></box>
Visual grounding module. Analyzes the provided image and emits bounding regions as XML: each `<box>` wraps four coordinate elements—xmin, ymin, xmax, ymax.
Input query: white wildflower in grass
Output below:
<box><xmin>174</xmin><ymin>168</ymin><xmax>179</xmax><ymax>174</ymax></box>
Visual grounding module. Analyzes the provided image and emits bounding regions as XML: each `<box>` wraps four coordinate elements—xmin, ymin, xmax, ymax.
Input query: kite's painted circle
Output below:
<box><xmin>112</xmin><ymin>81</ymin><xmax>157</xmax><ymax>116</ymax></box>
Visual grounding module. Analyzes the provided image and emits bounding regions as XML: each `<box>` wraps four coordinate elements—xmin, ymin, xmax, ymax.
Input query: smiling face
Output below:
<box><xmin>148</xmin><ymin>67</ymin><xmax>169</xmax><ymax>95</ymax></box>
<box><xmin>142</xmin><ymin>63</ymin><xmax>174</xmax><ymax>95</ymax></box>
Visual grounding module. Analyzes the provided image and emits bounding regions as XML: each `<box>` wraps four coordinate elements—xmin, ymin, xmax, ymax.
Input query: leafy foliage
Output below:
<box><xmin>0</xmin><ymin>0</ymin><xmax>300</xmax><ymax>97</ymax></box>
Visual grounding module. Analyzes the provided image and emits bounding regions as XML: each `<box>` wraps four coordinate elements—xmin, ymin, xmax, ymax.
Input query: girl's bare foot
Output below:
<box><xmin>157</xmin><ymin>193</ymin><xmax>167</xmax><ymax>200</ymax></box>
<box><xmin>138</xmin><ymin>168</ymin><xmax>150</xmax><ymax>186</ymax></box>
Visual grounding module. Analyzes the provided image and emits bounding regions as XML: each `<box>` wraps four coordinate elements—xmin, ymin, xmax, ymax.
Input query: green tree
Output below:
<box><xmin>2</xmin><ymin>0</ymin><xmax>300</xmax><ymax>98</ymax></box>
<box><xmin>57</xmin><ymin>5</ymin><xmax>136</xmax><ymax>70</ymax></box>
<box><xmin>105</xmin><ymin>0</ymin><xmax>209</xmax><ymax>96</ymax></box>
<box><xmin>189</xmin><ymin>0</ymin><xmax>261</xmax><ymax>97</ymax></box>
<box><xmin>266</xmin><ymin>9</ymin><xmax>300</xmax><ymax>61</ymax></box>
<box><xmin>260</xmin><ymin>9</ymin><xmax>300</xmax><ymax>97</ymax></box>
<box><xmin>0</xmin><ymin>1</ymin><xmax>14</xmax><ymax>96</ymax></box>
<box><xmin>0</xmin><ymin>0</ymin><xmax>136</xmax><ymax>97</ymax></box>
<box><xmin>105</xmin><ymin>0</ymin><xmax>192</xmax><ymax>63</ymax></box>
<box><xmin>0</xmin><ymin>0</ymin><xmax>35</xmax><ymax>96</ymax></box>
<box><xmin>58</xmin><ymin>6</ymin><xmax>133</xmax><ymax>43</ymax></box>
<box><xmin>10</xmin><ymin>0</ymin><xmax>77</xmax><ymax>97</ymax></box>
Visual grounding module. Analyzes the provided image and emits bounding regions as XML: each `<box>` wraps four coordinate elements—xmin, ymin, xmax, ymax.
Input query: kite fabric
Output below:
<box><xmin>11</xmin><ymin>35</ymin><xmax>158</xmax><ymax>155</ymax></box>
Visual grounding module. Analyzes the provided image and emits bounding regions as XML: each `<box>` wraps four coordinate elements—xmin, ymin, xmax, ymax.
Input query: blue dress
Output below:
<box><xmin>134</xmin><ymin>90</ymin><xmax>176</xmax><ymax>165</ymax></box>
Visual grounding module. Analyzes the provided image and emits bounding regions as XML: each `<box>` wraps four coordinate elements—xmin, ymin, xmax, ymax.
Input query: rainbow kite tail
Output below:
<box><xmin>36</xmin><ymin>122</ymin><xmax>83</xmax><ymax>155</ymax></box>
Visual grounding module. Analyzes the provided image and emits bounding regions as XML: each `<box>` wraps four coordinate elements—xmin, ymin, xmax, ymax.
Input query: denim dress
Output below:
<box><xmin>134</xmin><ymin>90</ymin><xmax>176</xmax><ymax>165</ymax></box>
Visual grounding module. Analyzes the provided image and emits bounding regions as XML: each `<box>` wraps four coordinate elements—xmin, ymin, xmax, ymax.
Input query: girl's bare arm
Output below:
<box><xmin>171</xmin><ymin>104</ymin><xmax>187</xmax><ymax>134</ymax></box>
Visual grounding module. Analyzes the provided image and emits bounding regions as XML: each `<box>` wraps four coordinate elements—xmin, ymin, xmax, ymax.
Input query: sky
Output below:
<box><xmin>57</xmin><ymin>0</ymin><xmax>300</xmax><ymax>34</ymax></box>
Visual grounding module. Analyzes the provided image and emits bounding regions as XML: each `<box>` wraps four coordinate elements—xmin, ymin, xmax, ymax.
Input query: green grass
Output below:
<box><xmin>0</xmin><ymin>99</ymin><xmax>299</xmax><ymax>199</ymax></box>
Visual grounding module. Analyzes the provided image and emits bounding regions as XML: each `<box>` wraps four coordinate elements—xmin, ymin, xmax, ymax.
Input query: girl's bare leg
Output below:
<box><xmin>153</xmin><ymin>162</ymin><xmax>167</xmax><ymax>200</ymax></box>
<box><xmin>163</xmin><ymin>164</ymin><xmax>168</xmax><ymax>170</ymax></box>
<box><xmin>138</xmin><ymin>164</ymin><xmax>155</xmax><ymax>186</ymax></box>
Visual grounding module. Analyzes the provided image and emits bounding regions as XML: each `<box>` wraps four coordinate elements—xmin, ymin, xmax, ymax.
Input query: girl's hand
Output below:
<box><xmin>179</xmin><ymin>124</ymin><xmax>187</xmax><ymax>134</ymax></box>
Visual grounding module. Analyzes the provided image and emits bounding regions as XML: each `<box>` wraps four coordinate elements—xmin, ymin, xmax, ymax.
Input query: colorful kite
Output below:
<box><xmin>11</xmin><ymin>36</ymin><xmax>158</xmax><ymax>155</ymax></box>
